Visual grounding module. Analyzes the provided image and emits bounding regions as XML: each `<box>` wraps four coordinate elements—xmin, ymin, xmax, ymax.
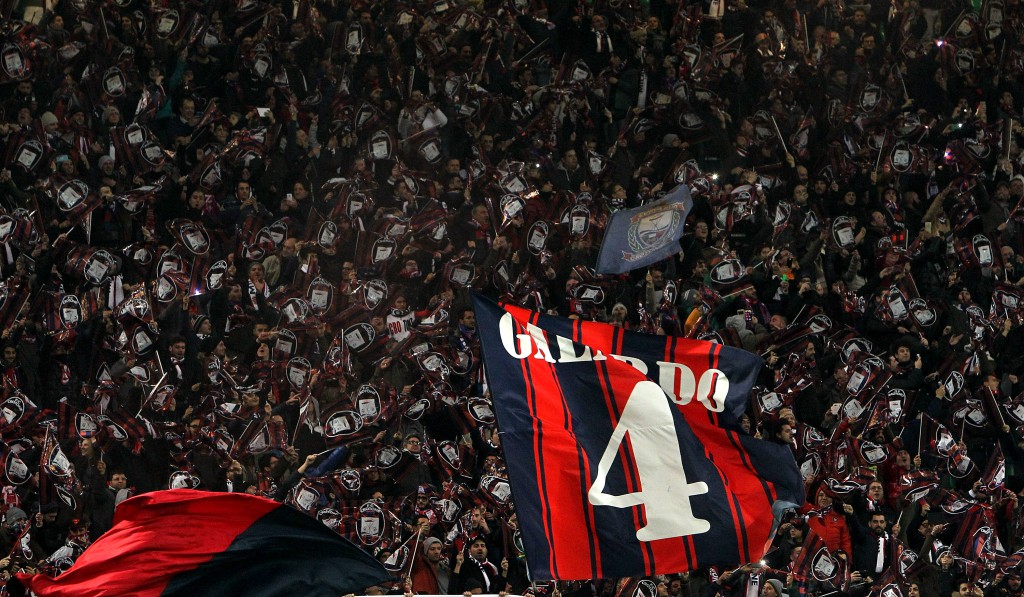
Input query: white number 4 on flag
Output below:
<box><xmin>588</xmin><ymin>381</ymin><xmax>711</xmax><ymax>541</ymax></box>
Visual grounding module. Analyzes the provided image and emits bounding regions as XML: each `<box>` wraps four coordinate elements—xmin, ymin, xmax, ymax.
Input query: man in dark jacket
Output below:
<box><xmin>451</xmin><ymin>535</ymin><xmax>505</xmax><ymax>594</ymax></box>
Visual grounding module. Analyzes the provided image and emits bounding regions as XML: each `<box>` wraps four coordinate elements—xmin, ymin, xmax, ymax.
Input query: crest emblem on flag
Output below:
<box><xmin>4</xmin><ymin>450</ymin><xmax>29</xmax><ymax>485</ymax></box>
<box><xmin>374</xmin><ymin>445</ymin><xmax>403</xmax><ymax>469</ymax></box>
<box><xmin>597</xmin><ymin>185</ymin><xmax>694</xmax><ymax>274</ymax></box>
<box><xmin>337</xmin><ymin>469</ymin><xmax>362</xmax><ymax>493</ymax></box>
<box><xmin>307</xmin><ymin>278</ymin><xmax>334</xmax><ymax>313</ymax></box>
<box><xmin>57</xmin><ymin>180</ymin><xmax>90</xmax><ymax>212</ymax></box>
<box><xmin>45</xmin><ymin>444</ymin><xmax>73</xmax><ymax>479</ymax></box>
<box><xmin>59</xmin><ymin>295</ymin><xmax>83</xmax><ymax>328</ymax></box>
<box><xmin>168</xmin><ymin>471</ymin><xmax>201</xmax><ymax>489</ymax></box>
<box><xmin>83</xmin><ymin>249</ymin><xmax>119</xmax><ymax>285</ymax></box>
<box><xmin>280</xmin><ymin>298</ymin><xmax>311</xmax><ymax>324</ymax></box>
<box><xmin>800</xmin><ymin>453</ymin><xmax>821</xmax><ymax>479</ymax></box>
<box><xmin>974</xmin><ymin>234</ymin><xmax>994</xmax><ymax>266</ymax></box>
<box><xmin>941</xmin><ymin>497</ymin><xmax>972</xmax><ymax>515</ymax></box>
<box><xmin>479</xmin><ymin>475</ymin><xmax>513</xmax><ymax>506</ymax></box>
<box><xmin>467</xmin><ymin>397</ymin><xmax>495</xmax><ymax>424</ymax></box>
<box><xmin>811</xmin><ymin>547</ymin><xmax>838</xmax><ymax>581</ymax></box>
<box><xmin>709</xmin><ymin>259</ymin><xmax>744</xmax><ymax>286</ymax></box>
<box><xmin>12</xmin><ymin>140</ymin><xmax>44</xmax><ymax>172</ymax></box>
<box><xmin>206</xmin><ymin>260</ymin><xmax>227</xmax><ymax>291</ymax></box>
<box><xmin>436</xmin><ymin>441</ymin><xmax>461</xmax><ymax>471</ymax></box>
<box><xmin>354</xmin><ymin>385</ymin><xmax>381</xmax><ymax>423</ymax></box>
<box><xmin>343</xmin><ymin>323</ymin><xmax>375</xmax><ymax>352</ymax></box>
<box><xmin>362</xmin><ymin>280</ymin><xmax>387</xmax><ymax>310</ymax></box>
<box><xmin>96</xmin><ymin>415</ymin><xmax>129</xmax><ymax>442</ymax></box>
<box><xmin>139</xmin><ymin>142</ymin><xmax>166</xmax><ymax>169</ymax></box>
<box><xmin>527</xmin><ymin>221</ymin><xmax>550</xmax><ymax>254</ymax></box>
<box><xmin>832</xmin><ymin>216</ymin><xmax>857</xmax><ymax>249</ymax></box>
<box><xmin>1</xmin><ymin>43</ymin><xmax>27</xmax><ymax>79</ymax></box>
<box><xmin>177</xmin><ymin>221</ymin><xmax>210</xmax><ymax>255</ymax></box>
<box><xmin>75</xmin><ymin>413</ymin><xmax>99</xmax><ymax>437</ymax></box>
<box><xmin>858</xmin><ymin>441</ymin><xmax>889</xmax><ymax>464</ymax></box>
<box><xmin>102</xmin><ymin>67</ymin><xmax>128</xmax><ymax>97</ymax></box>
<box><xmin>286</xmin><ymin>357</ymin><xmax>311</xmax><ymax>390</ymax></box>
<box><xmin>155</xmin><ymin>10</ymin><xmax>181</xmax><ymax>38</ymax></box>
<box><xmin>909</xmin><ymin>298</ymin><xmax>936</xmax><ymax>326</ymax></box>
<box><xmin>324</xmin><ymin>410</ymin><xmax>363</xmax><ymax>439</ymax></box>
<box><xmin>891</xmin><ymin>145</ymin><xmax>912</xmax><ymax>172</ymax></box>
<box><xmin>404</xmin><ymin>398</ymin><xmax>431</xmax><ymax>420</ymax></box>
<box><xmin>447</xmin><ymin>262</ymin><xmax>476</xmax><ymax>288</ymax></box>
<box><xmin>318</xmin><ymin>221</ymin><xmax>338</xmax><ymax>248</ymax></box>
<box><xmin>628</xmin><ymin>208</ymin><xmax>681</xmax><ymax>257</ymax></box>
<box><xmin>632</xmin><ymin>580</ymin><xmax>657</xmax><ymax>597</ymax></box>
<box><xmin>840</xmin><ymin>337</ymin><xmax>872</xmax><ymax>361</ymax></box>
<box><xmin>898</xmin><ymin>546</ymin><xmax>919</xmax><ymax>574</ymax></box>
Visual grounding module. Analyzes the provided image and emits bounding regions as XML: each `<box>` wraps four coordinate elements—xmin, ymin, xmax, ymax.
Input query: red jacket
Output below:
<box><xmin>806</xmin><ymin>509</ymin><xmax>853</xmax><ymax>555</ymax></box>
<box><xmin>410</xmin><ymin>551</ymin><xmax>444</xmax><ymax>594</ymax></box>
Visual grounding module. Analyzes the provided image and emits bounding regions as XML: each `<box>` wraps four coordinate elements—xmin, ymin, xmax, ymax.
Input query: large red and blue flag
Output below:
<box><xmin>474</xmin><ymin>296</ymin><xmax>803</xmax><ymax>580</ymax></box>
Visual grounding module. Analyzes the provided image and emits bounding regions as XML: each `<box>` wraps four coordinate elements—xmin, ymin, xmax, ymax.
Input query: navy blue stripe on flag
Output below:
<box><xmin>159</xmin><ymin>505</ymin><xmax>389</xmax><ymax>597</ymax></box>
<box><xmin>568</xmin><ymin>319</ymin><xmax>603</xmax><ymax>579</ymax></box>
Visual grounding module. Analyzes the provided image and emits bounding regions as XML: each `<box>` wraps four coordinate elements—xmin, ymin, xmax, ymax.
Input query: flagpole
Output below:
<box><xmin>874</xmin><ymin>131</ymin><xmax>887</xmax><ymax>173</ymax></box>
<box><xmin>136</xmin><ymin>372</ymin><xmax>168</xmax><ymax>417</ymax></box>
<box><xmin>941</xmin><ymin>11</ymin><xmax>966</xmax><ymax>40</ymax></box>
<box><xmin>802</xmin><ymin>13</ymin><xmax>809</xmax><ymax>55</ymax></box>
<box><xmin>916</xmin><ymin>412</ymin><xmax>923</xmax><ymax>456</ymax></box>
<box><xmin>511</xmin><ymin>37</ymin><xmax>551</xmax><ymax>71</ymax></box>
<box><xmin>986</xmin><ymin>387</ymin><xmax>1007</xmax><ymax>429</ymax></box>
<box><xmin>293</xmin><ymin>390</ymin><xmax>312</xmax><ymax>441</ymax></box>
<box><xmin>769</xmin><ymin>115</ymin><xmax>788</xmax><ymax>155</ymax></box>
<box><xmin>1008</xmin><ymin>119</ymin><xmax>1014</xmax><ymax>161</ymax></box>
<box><xmin>10</xmin><ymin>288</ymin><xmax>29</xmax><ymax>327</ymax></box>
<box><xmin>817</xmin><ymin>583</ymin><xmax>868</xmax><ymax>597</ymax></box>
<box><xmin>405</xmin><ymin>525</ymin><xmax>424</xmax><ymax>584</ymax></box>
<box><xmin>895</xmin><ymin>64</ymin><xmax>909</xmax><ymax>101</ymax></box>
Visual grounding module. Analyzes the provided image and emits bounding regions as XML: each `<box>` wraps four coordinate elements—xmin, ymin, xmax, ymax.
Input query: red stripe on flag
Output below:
<box><xmin>518</xmin><ymin>310</ymin><xmax>593</xmax><ymax>579</ymax></box>
<box><xmin>518</xmin><ymin>317</ymin><xmax>558</xmax><ymax>578</ymax></box>
<box><xmin>709</xmin><ymin>343</ymin><xmax>749</xmax><ymax>562</ymax></box>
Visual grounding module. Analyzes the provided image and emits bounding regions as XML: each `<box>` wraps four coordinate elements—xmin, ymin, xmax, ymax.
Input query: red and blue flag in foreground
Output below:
<box><xmin>474</xmin><ymin>296</ymin><xmax>804</xmax><ymax>580</ymax></box>
<box><xmin>10</xmin><ymin>489</ymin><xmax>391</xmax><ymax>597</ymax></box>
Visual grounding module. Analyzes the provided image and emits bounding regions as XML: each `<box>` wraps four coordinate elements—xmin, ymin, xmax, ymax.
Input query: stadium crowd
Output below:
<box><xmin>0</xmin><ymin>0</ymin><xmax>1022</xmax><ymax>594</ymax></box>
